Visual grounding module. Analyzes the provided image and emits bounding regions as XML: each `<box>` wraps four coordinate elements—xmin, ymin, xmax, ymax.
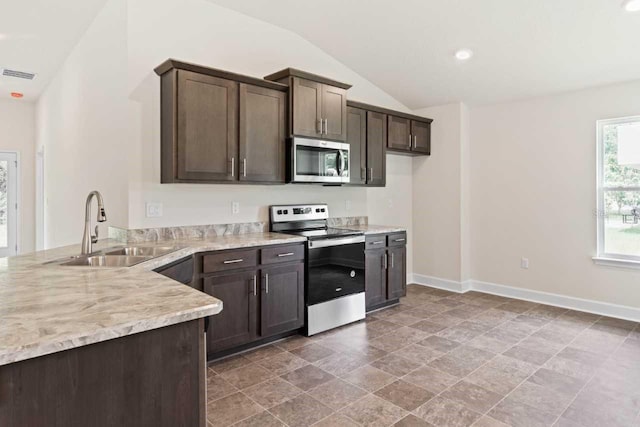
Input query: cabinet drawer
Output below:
<box><xmin>203</xmin><ymin>249</ymin><xmax>258</xmax><ymax>273</ymax></box>
<box><xmin>365</xmin><ymin>235</ymin><xmax>387</xmax><ymax>249</ymax></box>
<box><xmin>261</xmin><ymin>244</ymin><xmax>304</xmax><ymax>265</ymax></box>
<box><xmin>388</xmin><ymin>232</ymin><xmax>407</xmax><ymax>247</ymax></box>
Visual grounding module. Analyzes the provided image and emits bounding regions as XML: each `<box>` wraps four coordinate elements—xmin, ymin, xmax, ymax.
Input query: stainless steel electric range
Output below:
<box><xmin>269</xmin><ymin>204</ymin><xmax>366</xmax><ymax>335</ymax></box>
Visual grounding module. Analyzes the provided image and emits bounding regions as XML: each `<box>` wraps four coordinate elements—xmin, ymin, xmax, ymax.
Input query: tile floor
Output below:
<box><xmin>206</xmin><ymin>284</ymin><xmax>640</xmax><ymax>427</ymax></box>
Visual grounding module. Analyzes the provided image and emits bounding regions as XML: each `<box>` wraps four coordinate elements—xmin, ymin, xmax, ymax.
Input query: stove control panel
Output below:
<box><xmin>270</xmin><ymin>204</ymin><xmax>329</xmax><ymax>223</ymax></box>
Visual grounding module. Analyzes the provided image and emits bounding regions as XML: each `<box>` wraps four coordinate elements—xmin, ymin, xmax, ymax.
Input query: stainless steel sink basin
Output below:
<box><xmin>104</xmin><ymin>246</ymin><xmax>180</xmax><ymax>257</ymax></box>
<box><xmin>60</xmin><ymin>255</ymin><xmax>151</xmax><ymax>267</ymax></box>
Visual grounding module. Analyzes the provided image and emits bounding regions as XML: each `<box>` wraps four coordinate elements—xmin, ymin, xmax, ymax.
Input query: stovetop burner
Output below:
<box><xmin>284</xmin><ymin>227</ymin><xmax>364</xmax><ymax>240</ymax></box>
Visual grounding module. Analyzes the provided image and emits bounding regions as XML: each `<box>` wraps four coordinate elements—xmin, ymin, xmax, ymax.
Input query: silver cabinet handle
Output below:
<box><xmin>317</xmin><ymin>119</ymin><xmax>323</xmax><ymax>134</ymax></box>
<box><xmin>264</xmin><ymin>273</ymin><xmax>269</xmax><ymax>294</ymax></box>
<box><xmin>383</xmin><ymin>253</ymin><xmax>388</xmax><ymax>269</ymax></box>
<box><xmin>324</xmin><ymin>119</ymin><xmax>328</xmax><ymax>134</ymax></box>
<box><xmin>394</xmin><ymin>238</ymin><xmax>406</xmax><ymax>242</ymax></box>
<box><xmin>391</xmin><ymin>252</ymin><xmax>395</xmax><ymax>269</ymax></box>
<box><xmin>371</xmin><ymin>240</ymin><xmax>384</xmax><ymax>245</ymax></box>
<box><xmin>223</xmin><ymin>258</ymin><xmax>244</xmax><ymax>264</ymax></box>
<box><xmin>336</xmin><ymin>287</ymin><xmax>342</xmax><ymax>292</ymax></box>
<box><xmin>252</xmin><ymin>275</ymin><xmax>257</xmax><ymax>296</ymax></box>
<box><xmin>230</xmin><ymin>157</ymin><xmax>235</xmax><ymax>177</ymax></box>
<box><xmin>278</xmin><ymin>252</ymin><xmax>295</xmax><ymax>257</ymax></box>
<box><xmin>413</xmin><ymin>135</ymin><xmax>417</xmax><ymax>149</ymax></box>
<box><xmin>243</xmin><ymin>158</ymin><xmax>247</xmax><ymax>177</ymax></box>
<box><xmin>409</xmin><ymin>133</ymin><xmax>412</xmax><ymax>148</ymax></box>
<box><xmin>368</xmin><ymin>167</ymin><xmax>373</xmax><ymax>182</ymax></box>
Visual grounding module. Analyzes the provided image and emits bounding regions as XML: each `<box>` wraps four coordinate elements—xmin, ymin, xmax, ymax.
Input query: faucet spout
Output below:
<box><xmin>81</xmin><ymin>191</ymin><xmax>107</xmax><ymax>255</ymax></box>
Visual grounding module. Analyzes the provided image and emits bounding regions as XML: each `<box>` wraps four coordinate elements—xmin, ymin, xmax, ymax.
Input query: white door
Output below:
<box><xmin>0</xmin><ymin>152</ymin><xmax>18</xmax><ymax>257</ymax></box>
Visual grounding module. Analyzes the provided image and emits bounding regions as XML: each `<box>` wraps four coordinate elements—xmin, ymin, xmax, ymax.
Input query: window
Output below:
<box><xmin>596</xmin><ymin>116</ymin><xmax>640</xmax><ymax>265</ymax></box>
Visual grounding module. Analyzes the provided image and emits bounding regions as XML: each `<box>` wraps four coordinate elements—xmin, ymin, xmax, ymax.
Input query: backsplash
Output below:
<box><xmin>109</xmin><ymin>216</ymin><xmax>368</xmax><ymax>243</ymax></box>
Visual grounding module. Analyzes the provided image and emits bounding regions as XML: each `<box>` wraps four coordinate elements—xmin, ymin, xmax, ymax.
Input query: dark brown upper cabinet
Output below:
<box><xmin>265</xmin><ymin>68</ymin><xmax>351</xmax><ymax>142</ymax></box>
<box><xmin>155</xmin><ymin>59</ymin><xmax>288</xmax><ymax>184</ymax></box>
<box><xmin>367</xmin><ymin>111</ymin><xmax>387</xmax><ymax>186</ymax></box>
<box><xmin>346</xmin><ymin>107</ymin><xmax>386</xmax><ymax>187</ymax></box>
<box><xmin>239</xmin><ymin>83</ymin><xmax>287</xmax><ymax>183</ymax></box>
<box><xmin>347</xmin><ymin>100</ymin><xmax>433</xmax><ymax>158</ymax></box>
<box><xmin>347</xmin><ymin>107</ymin><xmax>367</xmax><ymax>185</ymax></box>
<box><xmin>388</xmin><ymin>115</ymin><xmax>411</xmax><ymax>151</ymax></box>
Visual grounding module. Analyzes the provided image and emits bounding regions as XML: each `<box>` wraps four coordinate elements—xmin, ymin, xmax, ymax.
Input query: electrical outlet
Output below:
<box><xmin>232</xmin><ymin>202</ymin><xmax>240</xmax><ymax>214</ymax></box>
<box><xmin>145</xmin><ymin>202</ymin><xmax>163</xmax><ymax>218</ymax></box>
<box><xmin>521</xmin><ymin>257</ymin><xmax>529</xmax><ymax>269</ymax></box>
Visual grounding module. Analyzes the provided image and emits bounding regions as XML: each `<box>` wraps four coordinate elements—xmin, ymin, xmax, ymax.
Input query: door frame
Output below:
<box><xmin>0</xmin><ymin>151</ymin><xmax>20</xmax><ymax>256</ymax></box>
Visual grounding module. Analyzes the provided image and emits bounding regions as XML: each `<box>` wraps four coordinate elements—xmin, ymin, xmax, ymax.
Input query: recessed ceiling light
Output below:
<box><xmin>623</xmin><ymin>0</ymin><xmax>640</xmax><ymax>11</ymax></box>
<box><xmin>455</xmin><ymin>49</ymin><xmax>473</xmax><ymax>61</ymax></box>
<box><xmin>11</xmin><ymin>92</ymin><xmax>24</xmax><ymax>99</ymax></box>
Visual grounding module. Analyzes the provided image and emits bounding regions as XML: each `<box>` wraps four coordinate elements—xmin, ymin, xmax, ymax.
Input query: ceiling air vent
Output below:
<box><xmin>1</xmin><ymin>68</ymin><xmax>36</xmax><ymax>80</ymax></box>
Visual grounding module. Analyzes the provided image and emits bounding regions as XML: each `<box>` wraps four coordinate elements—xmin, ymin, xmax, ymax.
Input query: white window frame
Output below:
<box><xmin>594</xmin><ymin>115</ymin><xmax>640</xmax><ymax>269</ymax></box>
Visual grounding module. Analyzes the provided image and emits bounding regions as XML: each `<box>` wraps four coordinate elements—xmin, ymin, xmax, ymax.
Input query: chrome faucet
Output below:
<box><xmin>81</xmin><ymin>191</ymin><xmax>107</xmax><ymax>255</ymax></box>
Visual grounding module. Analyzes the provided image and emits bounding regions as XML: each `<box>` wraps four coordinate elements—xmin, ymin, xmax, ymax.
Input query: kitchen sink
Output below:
<box><xmin>46</xmin><ymin>245</ymin><xmax>185</xmax><ymax>267</ymax></box>
<box><xmin>104</xmin><ymin>246</ymin><xmax>180</xmax><ymax>257</ymax></box>
<box><xmin>60</xmin><ymin>255</ymin><xmax>152</xmax><ymax>267</ymax></box>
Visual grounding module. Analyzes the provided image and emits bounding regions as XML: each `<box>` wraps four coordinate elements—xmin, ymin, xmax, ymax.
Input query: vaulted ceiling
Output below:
<box><xmin>0</xmin><ymin>0</ymin><xmax>108</xmax><ymax>101</ymax></box>
<box><xmin>209</xmin><ymin>0</ymin><xmax>640</xmax><ymax>108</ymax></box>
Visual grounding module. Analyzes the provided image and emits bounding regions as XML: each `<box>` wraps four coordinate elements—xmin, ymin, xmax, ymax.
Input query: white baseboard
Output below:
<box><xmin>410</xmin><ymin>274</ymin><xmax>640</xmax><ymax>322</ymax></box>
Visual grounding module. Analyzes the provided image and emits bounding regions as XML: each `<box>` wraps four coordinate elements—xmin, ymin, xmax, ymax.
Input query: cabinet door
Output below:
<box><xmin>387</xmin><ymin>246</ymin><xmax>407</xmax><ymax>300</ymax></box>
<box><xmin>239</xmin><ymin>84</ymin><xmax>286</xmax><ymax>182</ymax></box>
<box><xmin>387</xmin><ymin>115</ymin><xmax>411</xmax><ymax>151</ymax></box>
<box><xmin>261</xmin><ymin>263</ymin><xmax>304</xmax><ymax>337</ymax></box>
<box><xmin>204</xmin><ymin>271</ymin><xmax>258</xmax><ymax>352</ymax></box>
<box><xmin>322</xmin><ymin>85</ymin><xmax>348</xmax><ymax>141</ymax></box>
<box><xmin>411</xmin><ymin>120</ymin><xmax>431</xmax><ymax>154</ymax></box>
<box><xmin>347</xmin><ymin>107</ymin><xmax>367</xmax><ymax>185</ymax></box>
<box><xmin>177</xmin><ymin>70</ymin><xmax>238</xmax><ymax>181</ymax></box>
<box><xmin>292</xmin><ymin>77</ymin><xmax>322</xmax><ymax>138</ymax></box>
<box><xmin>365</xmin><ymin>248</ymin><xmax>387</xmax><ymax>309</ymax></box>
<box><xmin>366</xmin><ymin>111</ymin><xmax>387</xmax><ymax>186</ymax></box>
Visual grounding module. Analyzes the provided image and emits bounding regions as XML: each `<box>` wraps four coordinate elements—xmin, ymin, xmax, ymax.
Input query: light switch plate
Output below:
<box><xmin>145</xmin><ymin>202</ymin><xmax>163</xmax><ymax>218</ymax></box>
<box><xmin>232</xmin><ymin>202</ymin><xmax>240</xmax><ymax>214</ymax></box>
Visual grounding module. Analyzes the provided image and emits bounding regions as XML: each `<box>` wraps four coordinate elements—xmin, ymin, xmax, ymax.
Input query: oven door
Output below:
<box><xmin>291</xmin><ymin>137</ymin><xmax>350</xmax><ymax>183</ymax></box>
<box><xmin>307</xmin><ymin>238</ymin><xmax>365</xmax><ymax>305</ymax></box>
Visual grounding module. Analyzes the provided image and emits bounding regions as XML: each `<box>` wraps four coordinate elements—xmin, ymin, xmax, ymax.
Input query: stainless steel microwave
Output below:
<box><xmin>290</xmin><ymin>137</ymin><xmax>350</xmax><ymax>184</ymax></box>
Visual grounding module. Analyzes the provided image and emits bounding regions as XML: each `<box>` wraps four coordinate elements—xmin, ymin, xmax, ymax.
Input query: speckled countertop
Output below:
<box><xmin>336</xmin><ymin>224</ymin><xmax>407</xmax><ymax>235</ymax></box>
<box><xmin>0</xmin><ymin>232</ymin><xmax>305</xmax><ymax>366</ymax></box>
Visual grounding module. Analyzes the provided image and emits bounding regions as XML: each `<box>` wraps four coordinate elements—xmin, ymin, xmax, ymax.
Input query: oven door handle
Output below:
<box><xmin>308</xmin><ymin>235</ymin><xmax>365</xmax><ymax>249</ymax></box>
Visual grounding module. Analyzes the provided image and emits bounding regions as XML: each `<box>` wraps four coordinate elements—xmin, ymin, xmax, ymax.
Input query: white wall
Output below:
<box><xmin>411</xmin><ymin>103</ymin><xmax>468</xmax><ymax>282</ymax></box>
<box><xmin>0</xmin><ymin>99</ymin><xmax>36</xmax><ymax>253</ymax></box>
<box><xmin>126</xmin><ymin>0</ymin><xmax>412</xmax><ymax>232</ymax></box>
<box><xmin>36</xmin><ymin>0</ymin><xmax>130</xmax><ymax>248</ymax></box>
<box><xmin>470</xmin><ymin>81</ymin><xmax>640</xmax><ymax>308</ymax></box>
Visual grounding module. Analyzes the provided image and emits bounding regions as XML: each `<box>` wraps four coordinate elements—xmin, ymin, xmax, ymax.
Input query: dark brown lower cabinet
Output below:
<box><xmin>261</xmin><ymin>263</ymin><xmax>304</xmax><ymax>337</ymax></box>
<box><xmin>365</xmin><ymin>248</ymin><xmax>387</xmax><ymax>308</ymax></box>
<box><xmin>365</xmin><ymin>233</ymin><xmax>407</xmax><ymax>311</ymax></box>
<box><xmin>200</xmin><ymin>244</ymin><xmax>305</xmax><ymax>358</ymax></box>
<box><xmin>0</xmin><ymin>320</ymin><xmax>206</xmax><ymax>427</ymax></box>
<box><xmin>387</xmin><ymin>246</ymin><xmax>407</xmax><ymax>300</ymax></box>
<box><xmin>204</xmin><ymin>271</ymin><xmax>258</xmax><ymax>351</ymax></box>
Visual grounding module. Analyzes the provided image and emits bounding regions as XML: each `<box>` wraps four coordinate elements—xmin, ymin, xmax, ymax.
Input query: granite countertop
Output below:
<box><xmin>336</xmin><ymin>224</ymin><xmax>407</xmax><ymax>235</ymax></box>
<box><xmin>0</xmin><ymin>232</ymin><xmax>305</xmax><ymax>366</ymax></box>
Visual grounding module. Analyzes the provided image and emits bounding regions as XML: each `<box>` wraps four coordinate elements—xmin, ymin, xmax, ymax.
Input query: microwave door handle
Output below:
<box><xmin>336</xmin><ymin>150</ymin><xmax>342</xmax><ymax>176</ymax></box>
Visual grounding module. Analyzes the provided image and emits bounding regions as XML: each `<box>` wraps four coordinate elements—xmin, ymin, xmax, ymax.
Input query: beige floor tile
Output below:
<box><xmin>290</xmin><ymin>343</ymin><xmax>335</xmax><ymax>363</ymax></box>
<box><xmin>503</xmin><ymin>345</ymin><xmax>553</xmax><ymax>366</ymax></box>
<box><xmin>257</xmin><ymin>351</ymin><xmax>309</xmax><ymax>375</ymax></box>
<box><xmin>312</xmin><ymin>413</ymin><xmax>360</xmax><ymax>426</ymax></box>
<box><xmin>206</xmin><ymin>392</ymin><xmax>262</xmax><ymax>427</ymax></box>
<box><xmin>269</xmin><ymin>394</ymin><xmax>333</xmax><ymax>427</ymax></box>
<box><xmin>508</xmin><ymin>381</ymin><xmax>573</xmax><ymax>416</ymax></box>
<box><xmin>280</xmin><ymin>364</ymin><xmax>335</xmax><ymax>391</ymax></box>
<box><xmin>392</xmin><ymin>344</ymin><xmax>444</xmax><ymax>365</ymax></box>
<box><xmin>488</xmin><ymin>398</ymin><xmax>556</xmax><ymax>427</ymax></box>
<box><xmin>374</xmin><ymin>380</ymin><xmax>435</xmax><ymax>411</ymax></box>
<box><xmin>343</xmin><ymin>365</ymin><xmax>396</xmax><ymax>392</ymax></box>
<box><xmin>440</xmin><ymin>380</ymin><xmax>503</xmax><ymax>414</ymax></box>
<box><xmin>402</xmin><ymin>365</ymin><xmax>459</xmax><ymax>394</ymax></box>
<box><xmin>527</xmin><ymin>368</ymin><xmax>584</xmax><ymax>396</ymax></box>
<box><xmin>206</xmin><ymin>373</ymin><xmax>238</xmax><ymax>402</ymax></box>
<box><xmin>308</xmin><ymin>378</ymin><xmax>368</xmax><ymax>411</ymax></box>
<box><xmin>313</xmin><ymin>352</ymin><xmax>366</xmax><ymax>377</ymax></box>
<box><xmin>234</xmin><ymin>411</ymin><xmax>285</xmax><ymax>427</ymax></box>
<box><xmin>371</xmin><ymin>353</ymin><xmax>423</xmax><ymax>377</ymax></box>
<box><xmin>417</xmin><ymin>335</ymin><xmax>461</xmax><ymax>353</ymax></box>
<box><xmin>243</xmin><ymin>344</ymin><xmax>285</xmax><ymax>362</ymax></box>
<box><xmin>242</xmin><ymin>377</ymin><xmax>303</xmax><ymax>408</ymax></box>
<box><xmin>339</xmin><ymin>394</ymin><xmax>408</xmax><ymax>427</ymax></box>
<box><xmin>427</xmin><ymin>354</ymin><xmax>486</xmax><ymax>378</ymax></box>
<box><xmin>394</xmin><ymin>414</ymin><xmax>435</xmax><ymax>426</ymax></box>
<box><xmin>414</xmin><ymin>396</ymin><xmax>481</xmax><ymax>427</ymax></box>
<box><xmin>472</xmin><ymin>416</ymin><xmax>512</xmax><ymax>427</ymax></box>
<box><xmin>221</xmin><ymin>363</ymin><xmax>275</xmax><ymax>389</ymax></box>
<box><xmin>209</xmin><ymin>354</ymin><xmax>252</xmax><ymax>374</ymax></box>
